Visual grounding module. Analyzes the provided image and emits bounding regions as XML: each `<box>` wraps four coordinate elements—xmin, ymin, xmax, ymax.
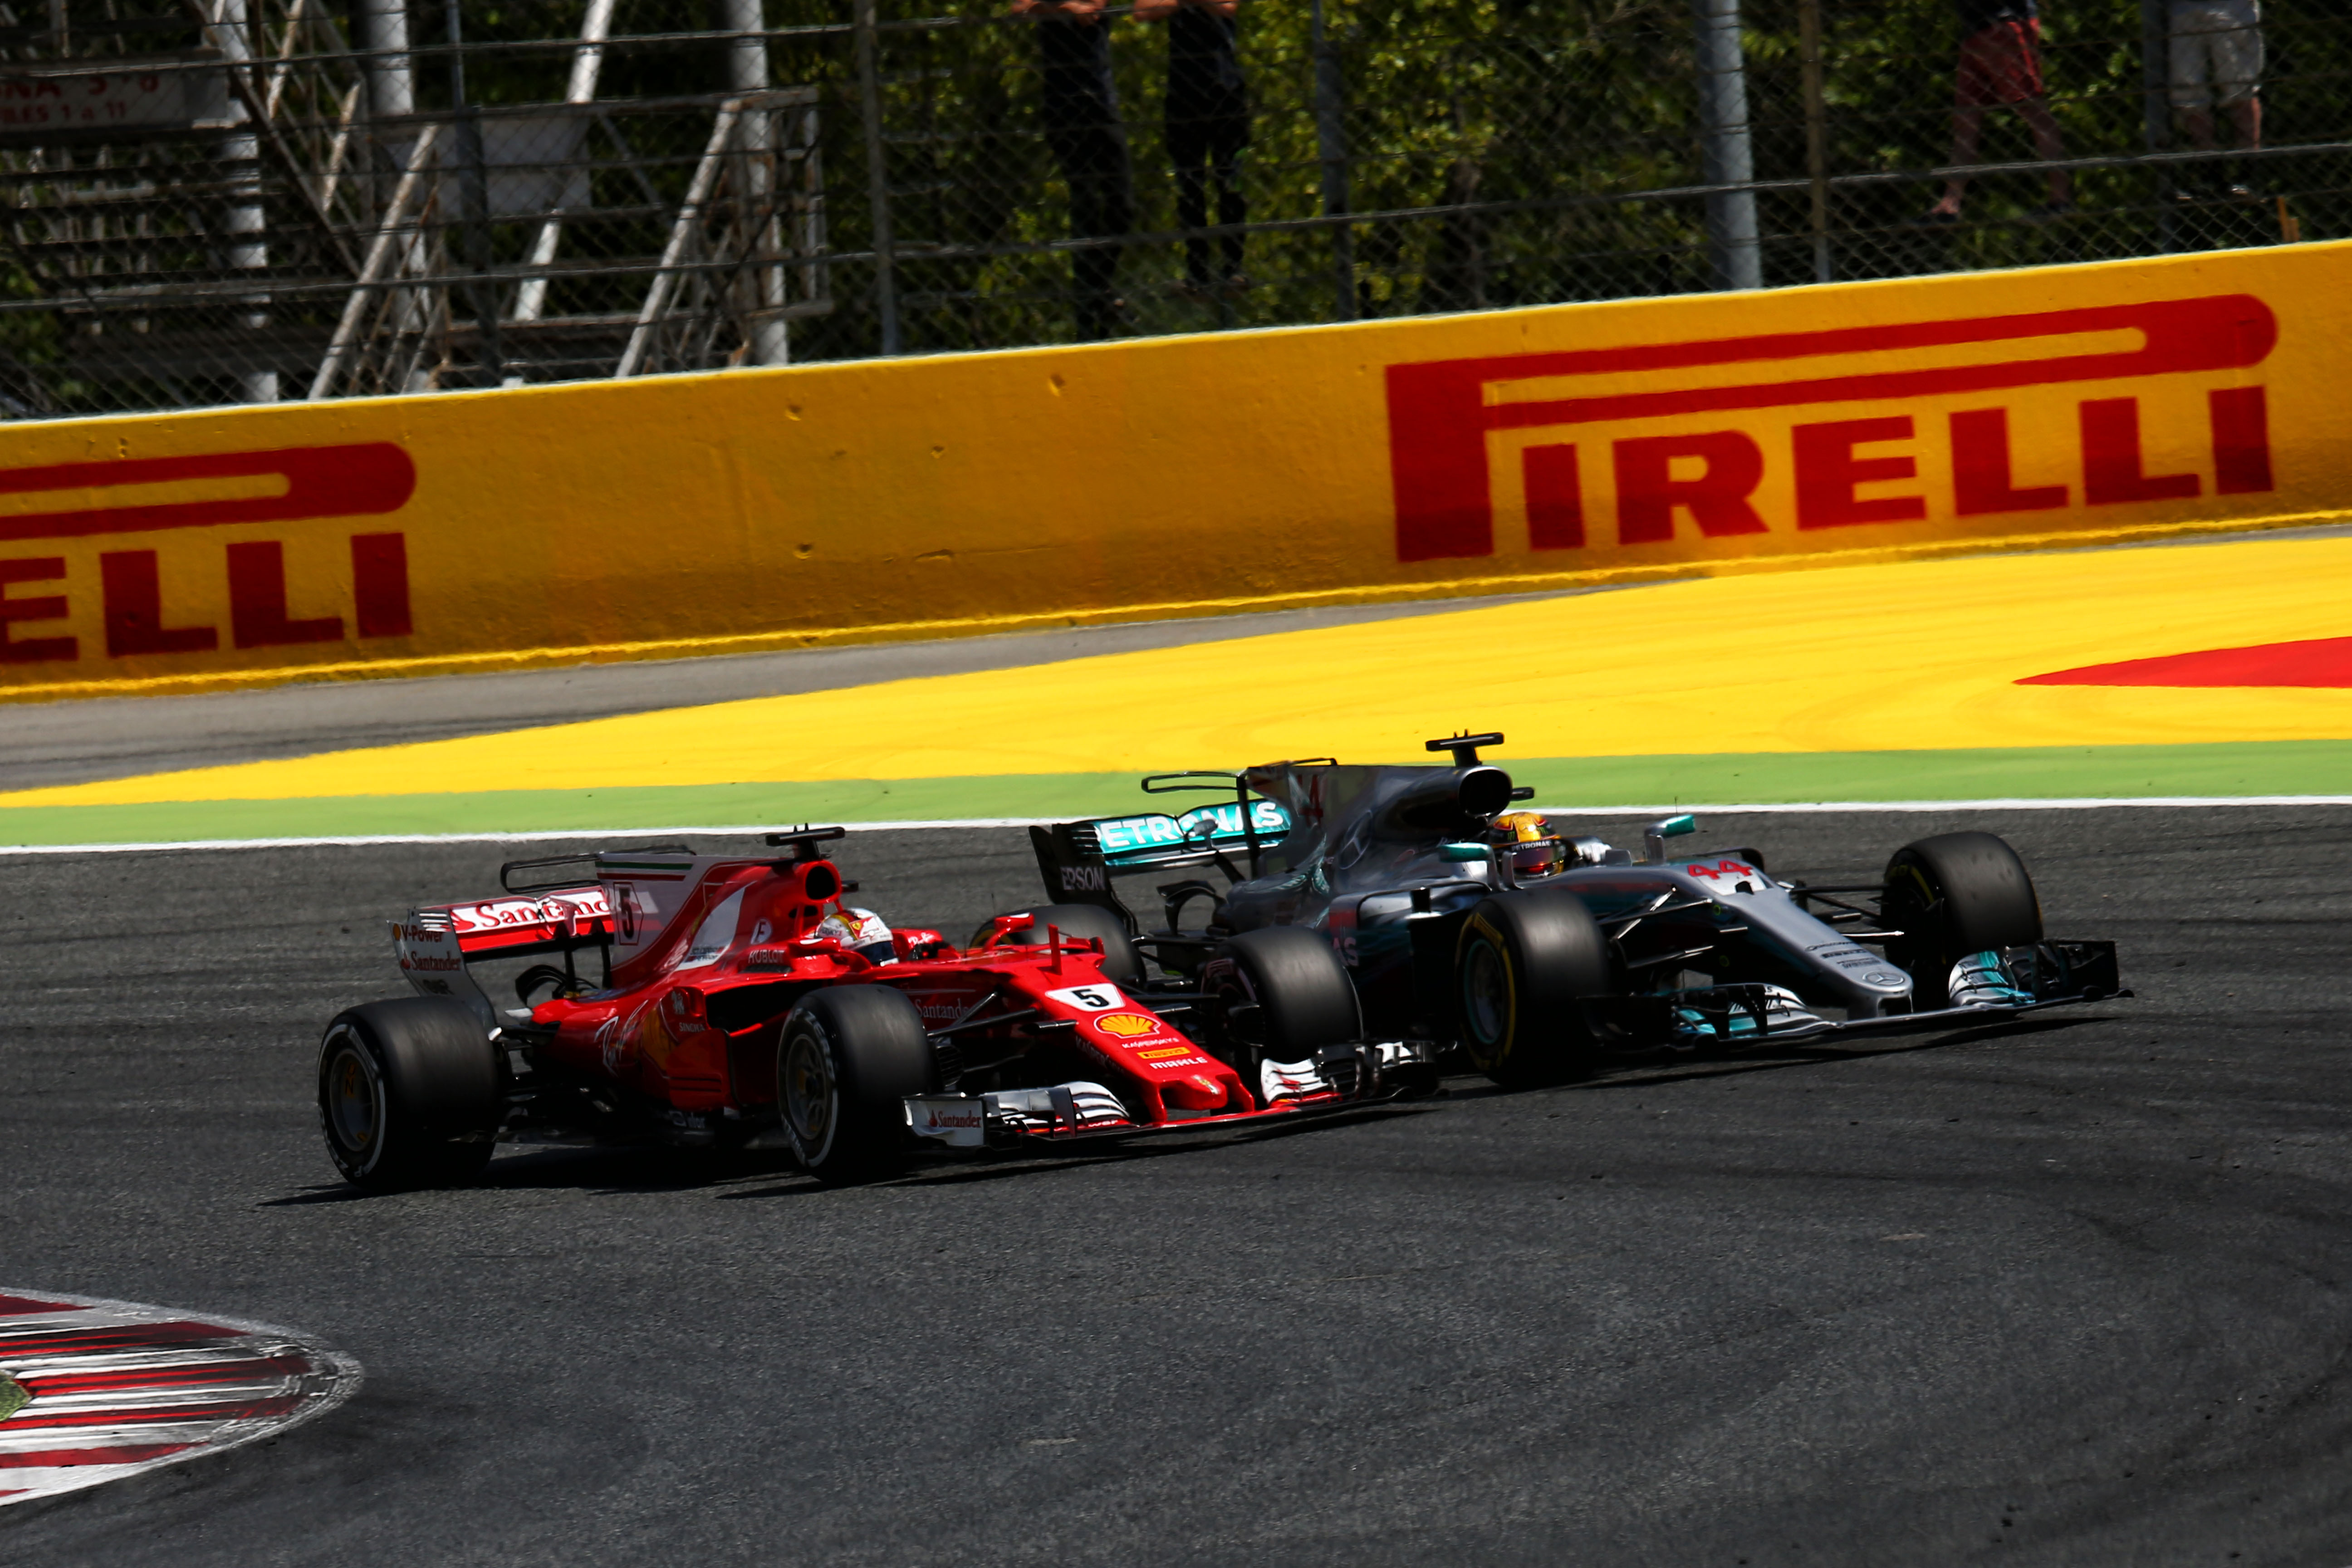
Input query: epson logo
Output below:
<box><xmin>1060</xmin><ymin>866</ymin><xmax>1108</xmax><ymax>892</ymax></box>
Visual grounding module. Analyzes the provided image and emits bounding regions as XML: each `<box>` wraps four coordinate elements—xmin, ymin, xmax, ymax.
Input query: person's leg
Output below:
<box><xmin>1932</xmin><ymin>28</ymin><xmax>1995</xmax><ymax>216</ymax></box>
<box><xmin>1063</xmin><ymin>122</ymin><xmax>1131</xmax><ymax>339</ymax></box>
<box><xmin>2212</xmin><ymin>1</ymin><xmax>2264</xmax><ymax>152</ymax></box>
<box><xmin>1931</xmin><ymin>106</ymin><xmax>1983</xmax><ymax>216</ymax></box>
<box><xmin>2220</xmin><ymin>96</ymin><xmax>2258</xmax><ymax>148</ymax></box>
<box><xmin>2017</xmin><ymin>98</ymin><xmax>2073</xmax><ymax>204</ymax></box>
<box><xmin>2171</xmin><ymin>8</ymin><xmax>2217</xmax><ymax>149</ymax></box>
<box><xmin>1167</xmin><ymin>116</ymin><xmax>1211</xmax><ymax>288</ymax></box>
<box><xmin>1047</xmin><ymin>119</ymin><xmax>1105</xmax><ymax>338</ymax></box>
<box><xmin>1209</xmin><ymin>115</ymin><xmax>1248</xmax><ymax>279</ymax></box>
<box><xmin>2229</xmin><ymin>95</ymin><xmax>2261</xmax><ymax>150</ymax></box>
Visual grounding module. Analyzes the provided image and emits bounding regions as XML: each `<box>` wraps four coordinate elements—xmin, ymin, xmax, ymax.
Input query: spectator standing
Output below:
<box><xmin>1925</xmin><ymin>0</ymin><xmax>2073</xmax><ymax>221</ymax></box>
<box><xmin>1011</xmin><ymin>0</ymin><xmax>1134</xmax><ymax>341</ymax></box>
<box><xmin>1135</xmin><ymin>0</ymin><xmax>1249</xmax><ymax>299</ymax></box>
<box><xmin>2169</xmin><ymin>0</ymin><xmax>2263</xmax><ymax>194</ymax></box>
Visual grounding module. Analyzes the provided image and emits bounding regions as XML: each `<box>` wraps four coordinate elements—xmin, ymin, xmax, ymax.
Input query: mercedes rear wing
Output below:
<box><xmin>1030</xmin><ymin>776</ymin><xmax>1291</xmax><ymax>927</ymax></box>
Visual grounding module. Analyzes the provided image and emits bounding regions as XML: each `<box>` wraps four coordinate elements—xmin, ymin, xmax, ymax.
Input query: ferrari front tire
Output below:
<box><xmin>1455</xmin><ymin>892</ymin><xmax>1611</xmax><ymax>1088</ymax></box>
<box><xmin>318</xmin><ymin>998</ymin><xmax>501</xmax><ymax>1191</ymax></box>
<box><xmin>776</xmin><ymin>987</ymin><xmax>932</xmax><ymax>1182</ymax></box>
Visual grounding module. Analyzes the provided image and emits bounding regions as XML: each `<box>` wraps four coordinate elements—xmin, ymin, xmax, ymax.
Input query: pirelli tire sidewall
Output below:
<box><xmin>776</xmin><ymin>985</ymin><xmax>932</xmax><ymax>1181</ymax></box>
<box><xmin>317</xmin><ymin>996</ymin><xmax>501</xmax><ymax>1191</ymax></box>
<box><xmin>1206</xmin><ymin>926</ymin><xmax>1362</xmax><ymax>1105</ymax></box>
<box><xmin>1882</xmin><ymin>831</ymin><xmax>2045</xmax><ymax>1006</ymax></box>
<box><xmin>1454</xmin><ymin>891</ymin><xmax>1611</xmax><ymax>1088</ymax></box>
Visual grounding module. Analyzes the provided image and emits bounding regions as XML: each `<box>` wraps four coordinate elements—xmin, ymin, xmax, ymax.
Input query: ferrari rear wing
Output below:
<box><xmin>392</xmin><ymin>887</ymin><xmax>615</xmax><ymax>1024</ymax></box>
<box><xmin>400</xmin><ymin>887</ymin><xmax>614</xmax><ymax>959</ymax></box>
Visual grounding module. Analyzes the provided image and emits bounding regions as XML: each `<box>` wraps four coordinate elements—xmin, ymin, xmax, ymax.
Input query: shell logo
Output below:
<box><xmin>1092</xmin><ymin>1011</ymin><xmax>1162</xmax><ymax>1039</ymax></box>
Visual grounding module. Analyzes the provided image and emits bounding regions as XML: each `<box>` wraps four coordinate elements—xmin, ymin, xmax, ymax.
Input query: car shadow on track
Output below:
<box><xmin>260</xmin><ymin>1018</ymin><xmax>2111</xmax><ymax>1204</ymax></box>
<box><xmin>715</xmin><ymin>1102</ymin><xmax>1439</xmax><ymax>1200</ymax></box>
<box><xmin>259</xmin><ymin>1106</ymin><xmax>1440</xmax><ymax>1204</ymax></box>
<box><xmin>1483</xmin><ymin>1013</ymin><xmax>2120</xmax><ymax>1100</ymax></box>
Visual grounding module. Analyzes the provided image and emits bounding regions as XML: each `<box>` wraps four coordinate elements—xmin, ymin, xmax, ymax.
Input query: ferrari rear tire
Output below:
<box><xmin>318</xmin><ymin>998</ymin><xmax>500</xmax><ymax>1191</ymax></box>
<box><xmin>1455</xmin><ymin>892</ymin><xmax>1611</xmax><ymax>1088</ymax></box>
<box><xmin>1882</xmin><ymin>832</ymin><xmax>2044</xmax><ymax>1007</ymax></box>
<box><xmin>987</xmin><ymin>903</ymin><xmax>1143</xmax><ymax>987</ymax></box>
<box><xmin>776</xmin><ymin>986</ymin><xmax>932</xmax><ymax>1182</ymax></box>
<box><xmin>1207</xmin><ymin>926</ymin><xmax>1361</xmax><ymax>1101</ymax></box>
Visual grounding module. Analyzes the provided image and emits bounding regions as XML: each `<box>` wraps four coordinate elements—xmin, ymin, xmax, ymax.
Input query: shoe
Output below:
<box><xmin>1221</xmin><ymin>272</ymin><xmax>1256</xmax><ymax>294</ymax></box>
<box><xmin>2225</xmin><ymin>183</ymin><xmax>2260</xmax><ymax>201</ymax></box>
<box><xmin>1171</xmin><ymin>276</ymin><xmax>1210</xmax><ymax>303</ymax></box>
<box><xmin>2027</xmin><ymin>200</ymin><xmax>2077</xmax><ymax>222</ymax></box>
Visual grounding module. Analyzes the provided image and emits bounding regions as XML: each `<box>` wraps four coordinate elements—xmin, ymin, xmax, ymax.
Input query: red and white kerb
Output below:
<box><xmin>0</xmin><ymin>1289</ymin><xmax>361</xmax><ymax>1505</ymax></box>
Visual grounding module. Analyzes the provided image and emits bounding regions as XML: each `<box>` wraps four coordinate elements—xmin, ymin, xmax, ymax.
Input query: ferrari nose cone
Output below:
<box><xmin>1161</xmin><ymin>1075</ymin><xmax>1233</xmax><ymax>1112</ymax></box>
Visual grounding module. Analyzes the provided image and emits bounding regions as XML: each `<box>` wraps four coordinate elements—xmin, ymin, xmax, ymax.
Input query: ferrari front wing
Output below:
<box><xmin>903</xmin><ymin>1040</ymin><xmax>1437</xmax><ymax>1150</ymax></box>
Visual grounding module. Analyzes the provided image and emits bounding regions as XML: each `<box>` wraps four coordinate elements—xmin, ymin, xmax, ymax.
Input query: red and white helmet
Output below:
<box><xmin>815</xmin><ymin>907</ymin><xmax>897</xmax><ymax>964</ymax></box>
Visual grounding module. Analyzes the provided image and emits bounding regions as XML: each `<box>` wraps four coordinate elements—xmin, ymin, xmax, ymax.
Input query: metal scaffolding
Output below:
<box><xmin>0</xmin><ymin>0</ymin><xmax>829</xmax><ymax>411</ymax></box>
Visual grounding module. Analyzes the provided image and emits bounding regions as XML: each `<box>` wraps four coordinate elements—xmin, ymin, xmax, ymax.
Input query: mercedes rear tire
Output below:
<box><xmin>986</xmin><ymin>903</ymin><xmax>1144</xmax><ymax>987</ymax></box>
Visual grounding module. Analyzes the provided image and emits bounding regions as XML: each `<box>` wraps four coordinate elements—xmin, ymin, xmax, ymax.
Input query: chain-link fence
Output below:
<box><xmin>0</xmin><ymin>0</ymin><xmax>2338</xmax><ymax>416</ymax></box>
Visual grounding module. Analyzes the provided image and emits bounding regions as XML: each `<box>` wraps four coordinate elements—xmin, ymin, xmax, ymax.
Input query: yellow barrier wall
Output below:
<box><xmin>2</xmin><ymin>241</ymin><xmax>2345</xmax><ymax>699</ymax></box>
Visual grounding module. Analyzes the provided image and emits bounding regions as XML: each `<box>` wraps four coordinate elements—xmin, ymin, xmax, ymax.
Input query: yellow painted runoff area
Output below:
<box><xmin>0</xmin><ymin>241</ymin><xmax>2344</xmax><ymax>701</ymax></box>
<box><xmin>6</xmin><ymin>529</ymin><xmax>2347</xmax><ymax>812</ymax></box>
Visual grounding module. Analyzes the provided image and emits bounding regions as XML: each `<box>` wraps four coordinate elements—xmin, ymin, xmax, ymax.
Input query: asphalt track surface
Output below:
<box><xmin>5</xmin><ymin>806</ymin><xmax>2350</xmax><ymax>1567</ymax></box>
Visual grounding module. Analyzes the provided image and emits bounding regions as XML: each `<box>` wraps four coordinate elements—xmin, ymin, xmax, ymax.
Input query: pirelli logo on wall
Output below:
<box><xmin>0</xmin><ymin>247</ymin><xmax>2336</xmax><ymax>701</ymax></box>
<box><xmin>0</xmin><ymin>443</ymin><xmax>416</xmax><ymax>668</ymax></box>
<box><xmin>1384</xmin><ymin>294</ymin><xmax>2278</xmax><ymax>563</ymax></box>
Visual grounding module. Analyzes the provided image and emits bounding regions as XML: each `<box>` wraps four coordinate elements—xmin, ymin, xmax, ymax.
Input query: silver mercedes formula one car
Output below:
<box><xmin>1027</xmin><ymin>733</ymin><xmax>2125</xmax><ymax>1087</ymax></box>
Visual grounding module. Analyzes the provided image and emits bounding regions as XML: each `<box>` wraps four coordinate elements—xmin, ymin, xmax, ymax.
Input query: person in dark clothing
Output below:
<box><xmin>1012</xmin><ymin>0</ymin><xmax>1133</xmax><ymax>340</ymax></box>
<box><xmin>1926</xmin><ymin>0</ymin><xmax>2073</xmax><ymax>220</ymax></box>
<box><xmin>1136</xmin><ymin>0</ymin><xmax>1247</xmax><ymax>296</ymax></box>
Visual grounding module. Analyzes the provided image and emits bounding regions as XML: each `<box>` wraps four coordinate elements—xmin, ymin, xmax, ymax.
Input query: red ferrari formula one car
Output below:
<box><xmin>318</xmin><ymin>828</ymin><xmax>1431</xmax><ymax>1189</ymax></box>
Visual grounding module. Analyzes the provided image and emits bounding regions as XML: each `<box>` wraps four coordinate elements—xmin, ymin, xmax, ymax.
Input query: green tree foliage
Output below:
<box><xmin>0</xmin><ymin>0</ymin><xmax>2342</xmax><ymax>401</ymax></box>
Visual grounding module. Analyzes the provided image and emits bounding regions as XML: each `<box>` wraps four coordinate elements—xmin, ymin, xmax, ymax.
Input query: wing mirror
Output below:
<box><xmin>1643</xmin><ymin>813</ymin><xmax>1697</xmax><ymax>863</ymax></box>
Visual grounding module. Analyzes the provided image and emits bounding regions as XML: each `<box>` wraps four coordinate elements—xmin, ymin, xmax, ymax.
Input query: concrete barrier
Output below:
<box><xmin>2</xmin><ymin>240</ymin><xmax>2343</xmax><ymax>700</ymax></box>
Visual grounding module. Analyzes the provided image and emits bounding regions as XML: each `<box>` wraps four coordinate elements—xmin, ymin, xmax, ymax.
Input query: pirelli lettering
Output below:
<box><xmin>1385</xmin><ymin>294</ymin><xmax>2278</xmax><ymax>561</ymax></box>
<box><xmin>0</xmin><ymin>445</ymin><xmax>416</xmax><ymax>668</ymax></box>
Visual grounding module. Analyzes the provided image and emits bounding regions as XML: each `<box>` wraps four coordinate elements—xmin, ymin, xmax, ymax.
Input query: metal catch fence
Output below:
<box><xmin>0</xmin><ymin>0</ymin><xmax>2338</xmax><ymax>416</ymax></box>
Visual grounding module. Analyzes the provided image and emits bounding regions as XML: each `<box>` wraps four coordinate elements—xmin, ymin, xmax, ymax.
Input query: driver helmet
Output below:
<box><xmin>1489</xmin><ymin>811</ymin><xmax>1567</xmax><ymax>879</ymax></box>
<box><xmin>815</xmin><ymin>907</ymin><xmax>897</xmax><ymax>965</ymax></box>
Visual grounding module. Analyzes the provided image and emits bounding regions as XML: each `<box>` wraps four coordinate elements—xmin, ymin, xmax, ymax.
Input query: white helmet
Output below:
<box><xmin>816</xmin><ymin>907</ymin><xmax>897</xmax><ymax>965</ymax></box>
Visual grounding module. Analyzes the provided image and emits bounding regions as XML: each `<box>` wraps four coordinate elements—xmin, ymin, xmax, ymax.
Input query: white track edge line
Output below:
<box><xmin>3</xmin><ymin>795</ymin><xmax>2350</xmax><ymax>855</ymax></box>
